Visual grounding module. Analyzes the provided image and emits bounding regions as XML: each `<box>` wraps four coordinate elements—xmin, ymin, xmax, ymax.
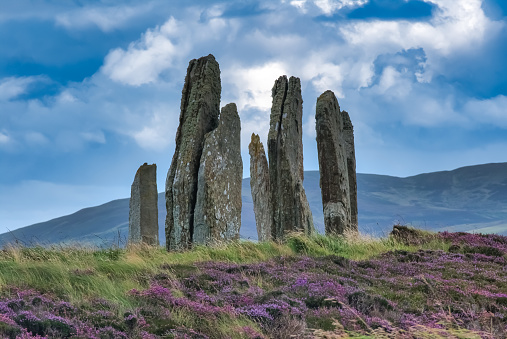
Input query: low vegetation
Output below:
<box><xmin>0</xmin><ymin>228</ymin><xmax>505</xmax><ymax>338</ymax></box>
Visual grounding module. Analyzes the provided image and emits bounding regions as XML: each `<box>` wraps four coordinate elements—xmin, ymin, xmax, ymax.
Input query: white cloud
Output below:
<box><xmin>464</xmin><ymin>95</ymin><xmax>507</xmax><ymax>127</ymax></box>
<box><xmin>404</xmin><ymin>95</ymin><xmax>466</xmax><ymax>127</ymax></box>
<box><xmin>303</xmin><ymin>112</ymin><xmax>317</xmax><ymax>139</ymax></box>
<box><xmin>0</xmin><ymin>76</ymin><xmax>40</xmax><ymax>101</ymax></box>
<box><xmin>289</xmin><ymin>0</ymin><xmax>368</xmax><ymax>14</ymax></box>
<box><xmin>101</xmin><ymin>13</ymin><xmax>238</xmax><ymax>86</ymax></box>
<box><xmin>55</xmin><ymin>4</ymin><xmax>153</xmax><ymax>32</ymax></box>
<box><xmin>290</xmin><ymin>0</ymin><xmax>307</xmax><ymax>12</ymax></box>
<box><xmin>101</xmin><ymin>17</ymin><xmax>188</xmax><ymax>86</ymax></box>
<box><xmin>240</xmin><ymin>110</ymin><xmax>271</xmax><ymax>149</ymax></box>
<box><xmin>223</xmin><ymin>61</ymin><xmax>288</xmax><ymax>111</ymax></box>
<box><xmin>56</xmin><ymin>91</ymin><xmax>77</xmax><ymax>104</ymax></box>
<box><xmin>0</xmin><ymin>131</ymin><xmax>10</xmax><ymax>144</ymax></box>
<box><xmin>302</xmin><ymin>58</ymin><xmax>344</xmax><ymax>97</ymax></box>
<box><xmin>132</xmin><ymin>107</ymin><xmax>177</xmax><ymax>151</ymax></box>
<box><xmin>340</xmin><ymin>0</ymin><xmax>500</xmax><ymax>57</ymax></box>
<box><xmin>81</xmin><ymin>131</ymin><xmax>106</xmax><ymax>144</ymax></box>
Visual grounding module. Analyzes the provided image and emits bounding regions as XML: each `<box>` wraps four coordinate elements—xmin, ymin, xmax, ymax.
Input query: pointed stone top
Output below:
<box><xmin>249</xmin><ymin>133</ymin><xmax>265</xmax><ymax>158</ymax></box>
<box><xmin>219</xmin><ymin>103</ymin><xmax>239</xmax><ymax>125</ymax></box>
<box><xmin>316</xmin><ymin>90</ymin><xmax>341</xmax><ymax>119</ymax></box>
<box><xmin>342</xmin><ymin>111</ymin><xmax>353</xmax><ymax>131</ymax></box>
<box><xmin>272</xmin><ymin>75</ymin><xmax>287</xmax><ymax>97</ymax></box>
<box><xmin>137</xmin><ymin>163</ymin><xmax>156</xmax><ymax>176</ymax></box>
<box><xmin>317</xmin><ymin>90</ymin><xmax>336</xmax><ymax>101</ymax></box>
<box><xmin>191</xmin><ymin>54</ymin><xmax>216</xmax><ymax>62</ymax></box>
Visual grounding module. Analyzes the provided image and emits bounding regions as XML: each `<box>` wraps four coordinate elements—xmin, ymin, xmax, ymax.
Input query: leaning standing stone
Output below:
<box><xmin>342</xmin><ymin>110</ymin><xmax>358</xmax><ymax>229</ymax></box>
<box><xmin>249</xmin><ymin>133</ymin><xmax>272</xmax><ymax>242</ymax></box>
<box><xmin>129</xmin><ymin>163</ymin><xmax>159</xmax><ymax>246</ymax></box>
<box><xmin>193</xmin><ymin>103</ymin><xmax>242</xmax><ymax>245</ymax></box>
<box><xmin>165</xmin><ymin>54</ymin><xmax>221</xmax><ymax>250</ymax></box>
<box><xmin>268</xmin><ymin>75</ymin><xmax>314</xmax><ymax>239</ymax></box>
<box><xmin>315</xmin><ymin>90</ymin><xmax>355</xmax><ymax>235</ymax></box>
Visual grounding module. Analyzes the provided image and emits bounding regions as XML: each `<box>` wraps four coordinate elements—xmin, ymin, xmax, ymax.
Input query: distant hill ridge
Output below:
<box><xmin>1</xmin><ymin>162</ymin><xmax>507</xmax><ymax>247</ymax></box>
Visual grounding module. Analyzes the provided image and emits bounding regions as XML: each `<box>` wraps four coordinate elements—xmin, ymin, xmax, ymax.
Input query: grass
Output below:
<box><xmin>0</xmin><ymin>228</ymin><xmax>504</xmax><ymax>338</ymax></box>
<box><xmin>0</xmin><ymin>229</ymin><xmax>446</xmax><ymax>305</ymax></box>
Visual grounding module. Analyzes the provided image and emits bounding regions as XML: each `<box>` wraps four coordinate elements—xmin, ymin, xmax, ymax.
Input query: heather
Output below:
<box><xmin>0</xmin><ymin>230</ymin><xmax>505</xmax><ymax>338</ymax></box>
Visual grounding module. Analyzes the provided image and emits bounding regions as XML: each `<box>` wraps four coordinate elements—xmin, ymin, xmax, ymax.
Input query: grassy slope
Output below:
<box><xmin>0</xmin><ymin>229</ymin><xmax>506</xmax><ymax>338</ymax></box>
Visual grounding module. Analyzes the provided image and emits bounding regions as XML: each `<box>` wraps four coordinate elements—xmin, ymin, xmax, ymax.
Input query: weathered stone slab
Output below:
<box><xmin>165</xmin><ymin>54</ymin><xmax>221</xmax><ymax>250</ymax></box>
<box><xmin>315</xmin><ymin>90</ymin><xmax>357</xmax><ymax>235</ymax></box>
<box><xmin>193</xmin><ymin>103</ymin><xmax>242</xmax><ymax>244</ymax></box>
<box><xmin>248</xmin><ymin>133</ymin><xmax>272</xmax><ymax>242</ymax></box>
<box><xmin>342</xmin><ymin>110</ymin><xmax>358</xmax><ymax>229</ymax></box>
<box><xmin>129</xmin><ymin>163</ymin><xmax>159</xmax><ymax>246</ymax></box>
<box><xmin>267</xmin><ymin>75</ymin><xmax>314</xmax><ymax>239</ymax></box>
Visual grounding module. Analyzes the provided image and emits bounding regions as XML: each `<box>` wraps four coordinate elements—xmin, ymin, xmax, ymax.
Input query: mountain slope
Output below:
<box><xmin>1</xmin><ymin>162</ymin><xmax>507</xmax><ymax>246</ymax></box>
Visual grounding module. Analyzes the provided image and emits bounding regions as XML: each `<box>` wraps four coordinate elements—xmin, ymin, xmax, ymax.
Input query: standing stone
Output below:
<box><xmin>249</xmin><ymin>133</ymin><xmax>272</xmax><ymax>242</ymax></box>
<box><xmin>193</xmin><ymin>103</ymin><xmax>242</xmax><ymax>244</ymax></box>
<box><xmin>129</xmin><ymin>163</ymin><xmax>159</xmax><ymax>246</ymax></box>
<box><xmin>165</xmin><ymin>54</ymin><xmax>221</xmax><ymax>250</ymax></box>
<box><xmin>315</xmin><ymin>90</ymin><xmax>357</xmax><ymax>235</ymax></box>
<box><xmin>268</xmin><ymin>75</ymin><xmax>314</xmax><ymax>239</ymax></box>
<box><xmin>342</xmin><ymin>110</ymin><xmax>358</xmax><ymax>229</ymax></box>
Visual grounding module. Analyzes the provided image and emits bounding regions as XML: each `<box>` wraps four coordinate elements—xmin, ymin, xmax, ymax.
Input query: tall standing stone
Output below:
<box><xmin>268</xmin><ymin>75</ymin><xmax>314</xmax><ymax>239</ymax></box>
<box><xmin>129</xmin><ymin>163</ymin><xmax>159</xmax><ymax>246</ymax></box>
<box><xmin>193</xmin><ymin>103</ymin><xmax>242</xmax><ymax>244</ymax></box>
<box><xmin>165</xmin><ymin>55</ymin><xmax>221</xmax><ymax>250</ymax></box>
<box><xmin>342</xmin><ymin>110</ymin><xmax>358</xmax><ymax>229</ymax></box>
<box><xmin>315</xmin><ymin>90</ymin><xmax>357</xmax><ymax>235</ymax></box>
<box><xmin>249</xmin><ymin>133</ymin><xmax>272</xmax><ymax>242</ymax></box>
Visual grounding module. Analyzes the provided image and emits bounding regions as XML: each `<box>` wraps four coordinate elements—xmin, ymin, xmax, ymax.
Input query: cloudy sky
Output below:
<box><xmin>0</xmin><ymin>0</ymin><xmax>506</xmax><ymax>232</ymax></box>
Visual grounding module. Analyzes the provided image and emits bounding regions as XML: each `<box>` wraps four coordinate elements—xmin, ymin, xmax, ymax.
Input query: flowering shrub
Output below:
<box><xmin>0</xmin><ymin>288</ymin><xmax>152</xmax><ymax>338</ymax></box>
<box><xmin>0</xmin><ymin>231</ymin><xmax>505</xmax><ymax>338</ymax></box>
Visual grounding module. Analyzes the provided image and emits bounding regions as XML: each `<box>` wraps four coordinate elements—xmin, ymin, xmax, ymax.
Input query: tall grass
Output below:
<box><xmin>0</xmin><ymin>229</ymin><xmax>504</xmax><ymax>338</ymax></box>
<box><xmin>0</xmin><ymin>230</ymin><xmax>444</xmax><ymax>306</ymax></box>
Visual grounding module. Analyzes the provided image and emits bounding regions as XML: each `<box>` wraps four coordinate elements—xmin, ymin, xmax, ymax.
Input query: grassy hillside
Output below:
<box><xmin>2</xmin><ymin>163</ymin><xmax>507</xmax><ymax>247</ymax></box>
<box><xmin>0</xmin><ymin>229</ymin><xmax>505</xmax><ymax>338</ymax></box>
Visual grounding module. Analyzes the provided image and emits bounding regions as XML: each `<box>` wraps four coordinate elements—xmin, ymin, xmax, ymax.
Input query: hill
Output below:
<box><xmin>1</xmin><ymin>162</ymin><xmax>507</xmax><ymax>246</ymax></box>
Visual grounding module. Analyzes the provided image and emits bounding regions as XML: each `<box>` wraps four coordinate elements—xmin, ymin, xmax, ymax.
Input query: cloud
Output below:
<box><xmin>55</xmin><ymin>4</ymin><xmax>154</xmax><ymax>32</ymax></box>
<box><xmin>223</xmin><ymin>61</ymin><xmax>288</xmax><ymax>111</ymax></box>
<box><xmin>1</xmin><ymin>0</ymin><xmax>506</xmax><ymax>195</ymax></box>
<box><xmin>101</xmin><ymin>12</ymin><xmax>238</xmax><ymax>86</ymax></box>
<box><xmin>0</xmin><ymin>76</ymin><xmax>42</xmax><ymax>101</ymax></box>
<box><xmin>0</xmin><ymin>131</ymin><xmax>10</xmax><ymax>144</ymax></box>
<box><xmin>132</xmin><ymin>106</ymin><xmax>177</xmax><ymax>151</ymax></box>
<box><xmin>290</xmin><ymin>0</ymin><xmax>368</xmax><ymax>14</ymax></box>
<box><xmin>464</xmin><ymin>95</ymin><xmax>507</xmax><ymax>127</ymax></box>
<box><xmin>339</xmin><ymin>0</ymin><xmax>501</xmax><ymax>57</ymax></box>
<box><xmin>300</xmin><ymin>56</ymin><xmax>345</xmax><ymax>96</ymax></box>
<box><xmin>81</xmin><ymin>131</ymin><xmax>106</xmax><ymax>144</ymax></box>
<box><xmin>101</xmin><ymin>17</ymin><xmax>188</xmax><ymax>86</ymax></box>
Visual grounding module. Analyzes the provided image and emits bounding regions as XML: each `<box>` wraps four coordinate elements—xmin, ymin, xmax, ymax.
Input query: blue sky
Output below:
<box><xmin>0</xmin><ymin>0</ymin><xmax>506</xmax><ymax>232</ymax></box>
